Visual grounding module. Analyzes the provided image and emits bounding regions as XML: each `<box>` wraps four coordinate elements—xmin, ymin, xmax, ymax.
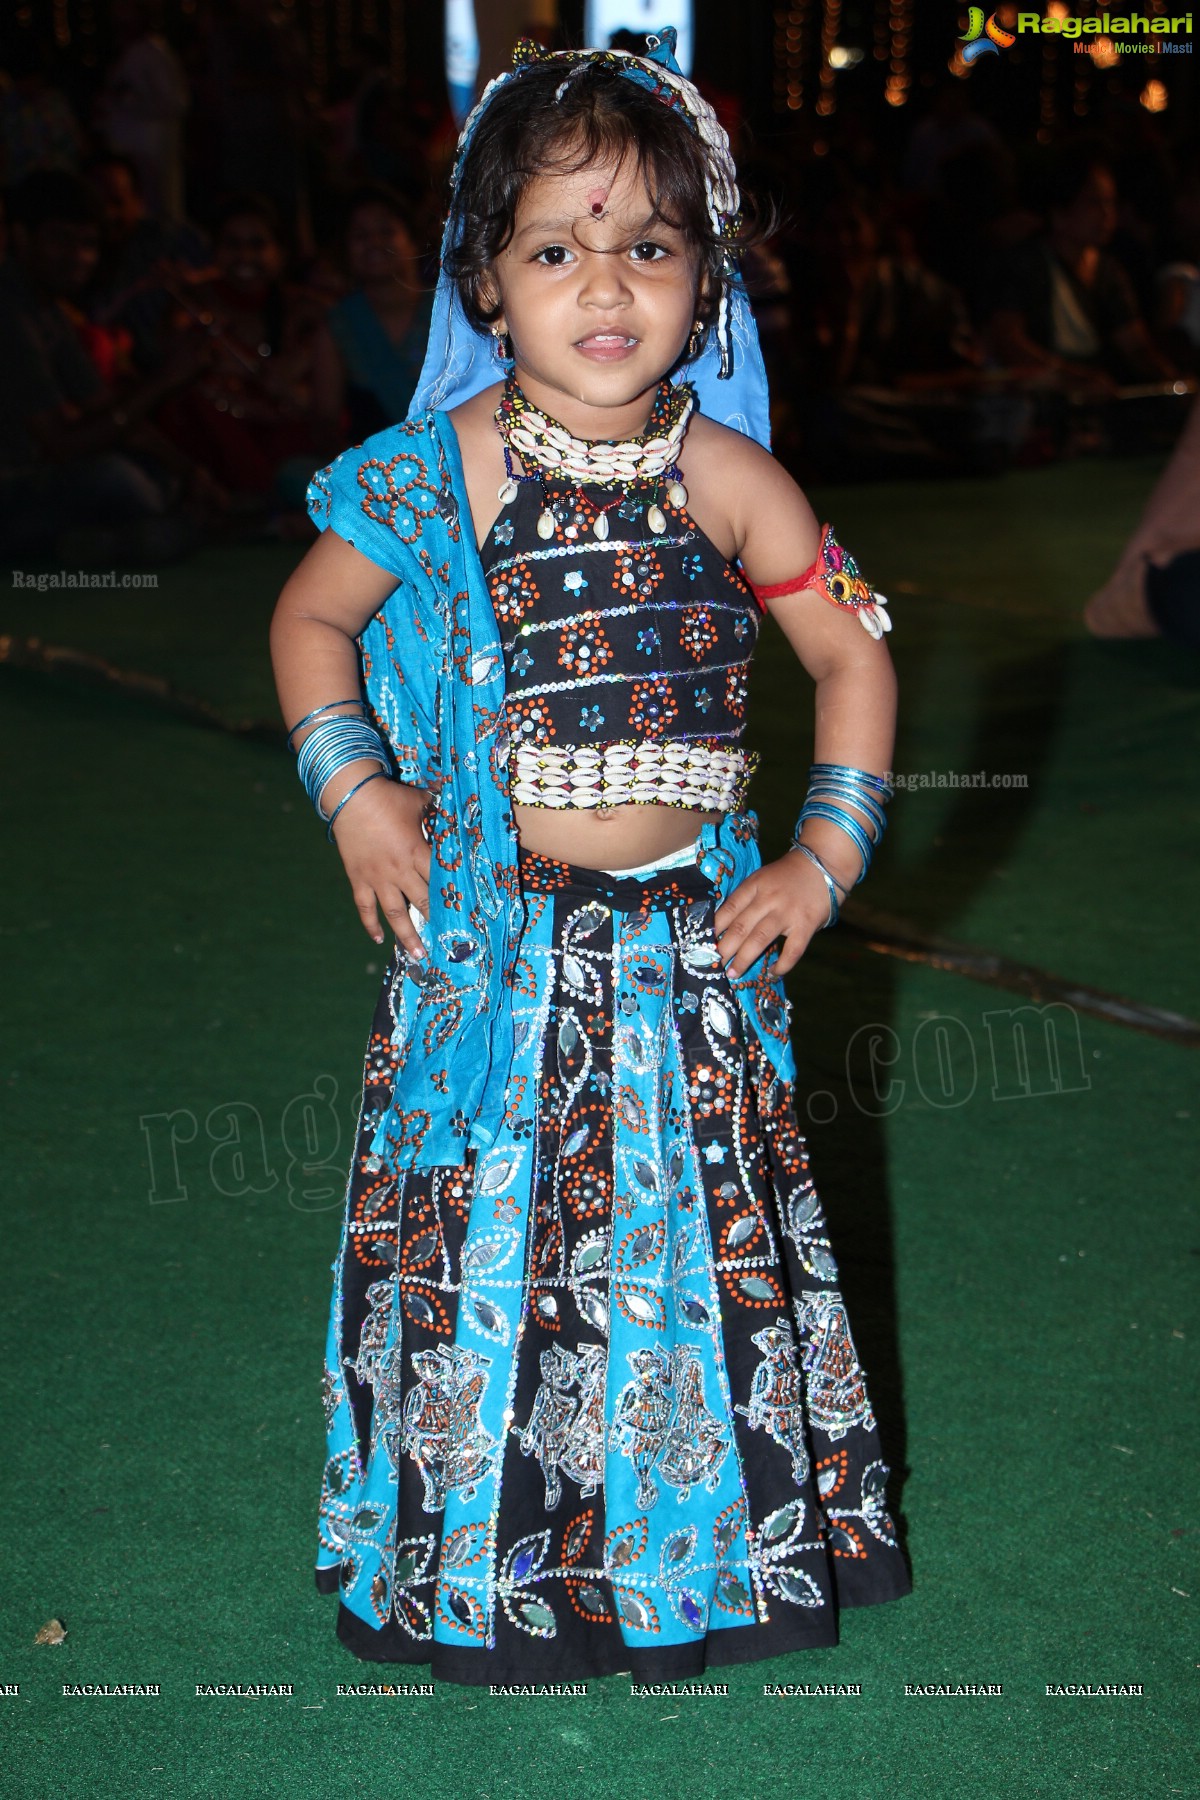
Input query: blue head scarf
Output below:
<box><xmin>407</xmin><ymin>27</ymin><xmax>771</xmax><ymax>449</ymax></box>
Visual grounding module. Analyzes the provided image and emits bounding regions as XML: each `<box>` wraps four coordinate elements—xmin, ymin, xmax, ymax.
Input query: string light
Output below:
<box><xmin>817</xmin><ymin>0</ymin><xmax>842</xmax><ymax>116</ymax></box>
<box><xmin>773</xmin><ymin>3</ymin><xmax>809</xmax><ymax>113</ymax></box>
<box><xmin>873</xmin><ymin>0</ymin><xmax>889</xmax><ymax>65</ymax></box>
<box><xmin>885</xmin><ymin>0</ymin><xmax>911</xmax><ymax>108</ymax></box>
<box><xmin>772</xmin><ymin>6</ymin><xmax>787</xmax><ymax>111</ymax></box>
<box><xmin>1145</xmin><ymin>0</ymin><xmax>1168</xmax><ymax>105</ymax></box>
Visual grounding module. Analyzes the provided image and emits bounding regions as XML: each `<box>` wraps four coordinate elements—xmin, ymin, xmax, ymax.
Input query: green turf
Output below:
<box><xmin>1</xmin><ymin>455</ymin><xmax>1195</xmax><ymax>1798</ymax></box>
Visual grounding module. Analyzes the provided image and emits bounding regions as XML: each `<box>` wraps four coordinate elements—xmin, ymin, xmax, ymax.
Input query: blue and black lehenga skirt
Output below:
<box><xmin>314</xmin><ymin>822</ymin><xmax>911</xmax><ymax>1684</ymax></box>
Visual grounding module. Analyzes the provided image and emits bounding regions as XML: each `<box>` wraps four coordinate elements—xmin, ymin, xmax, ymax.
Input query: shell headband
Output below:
<box><xmin>405</xmin><ymin>26</ymin><xmax>771</xmax><ymax>449</ymax></box>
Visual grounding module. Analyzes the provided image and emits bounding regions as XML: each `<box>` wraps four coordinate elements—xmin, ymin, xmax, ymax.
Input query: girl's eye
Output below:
<box><xmin>630</xmin><ymin>241</ymin><xmax>670</xmax><ymax>262</ymax></box>
<box><xmin>534</xmin><ymin>244</ymin><xmax>573</xmax><ymax>266</ymax></box>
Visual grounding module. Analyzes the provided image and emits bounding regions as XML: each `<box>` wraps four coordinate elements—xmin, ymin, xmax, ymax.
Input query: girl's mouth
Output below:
<box><xmin>574</xmin><ymin>333</ymin><xmax>639</xmax><ymax>361</ymax></box>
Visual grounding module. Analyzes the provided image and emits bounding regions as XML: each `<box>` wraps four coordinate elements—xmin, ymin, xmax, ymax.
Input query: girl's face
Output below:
<box><xmin>488</xmin><ymin>151</ymin><xmax>701</xmax><ymax>436</ymax></box>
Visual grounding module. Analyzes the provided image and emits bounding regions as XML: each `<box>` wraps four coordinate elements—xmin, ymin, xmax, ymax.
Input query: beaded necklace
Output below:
<box><xmin>493</xmin><ymin>373</ymin><xmax>694</xmax><ymax>541</ymax></box>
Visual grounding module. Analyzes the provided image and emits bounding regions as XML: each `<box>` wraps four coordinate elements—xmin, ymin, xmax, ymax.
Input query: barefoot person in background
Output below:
<box><xmin>1084</xmin><ymin>389</ymin><xmax>1200</xmax><ymax>647</ymax></box>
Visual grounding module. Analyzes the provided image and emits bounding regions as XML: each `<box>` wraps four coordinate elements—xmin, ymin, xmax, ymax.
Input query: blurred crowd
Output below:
<box><xmin>1</xmin><ymin>1</ymin><xmax>1198</xmax><ymax>564</ymax></box>
<box><xmin>752</xmin><ymin>81</ymin><xmax>1199</xmax><ymax>485</ymax></box>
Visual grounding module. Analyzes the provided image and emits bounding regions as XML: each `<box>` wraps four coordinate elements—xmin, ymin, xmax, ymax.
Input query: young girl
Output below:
<box><xmin>270</xmin><ymin>31</ymin><xmax>910</xmax><ymax>1686</ymax></box>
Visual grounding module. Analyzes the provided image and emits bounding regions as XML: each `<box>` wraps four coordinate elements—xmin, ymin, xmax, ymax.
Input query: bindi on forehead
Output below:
<box><xmin>586</xmin><ymin>186</ymin><xmax>609</xmax><ymax>217</ymax></box>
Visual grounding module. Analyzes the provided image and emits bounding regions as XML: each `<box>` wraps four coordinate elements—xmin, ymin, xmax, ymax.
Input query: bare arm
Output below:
<box><xmin>269</xmin><ymin>528</ymin><xmax>433</xmax><ymax>956</ymax></box>
<box><xmin>986</xmin><ymin>308</ymin><xmax>1117</xmax><ymax>392</ymax></box>
<box><xmin>985</xmin><ymin>306</ymin><xmax>1058</xmax><ymax>373</ymax></box>
<box><xmin>693</xmin><ymin>433</ymin><xmax>898</xmax><ymax>977</ymax></box>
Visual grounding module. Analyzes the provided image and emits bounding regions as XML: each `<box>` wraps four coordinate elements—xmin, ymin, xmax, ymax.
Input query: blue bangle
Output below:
<box><xmin>793</xmin><ymin>764</ymin><xmax>893</xmax><ymax>891</ymax></box>
<box><xmin>790</xmin><ymin>841</ymin><xmax>842</xmax><ymax>928</ymax></box>
<box><xmin>285</xmin><ymin>698</ymin><xmax>363</xmax><ymax>753</ymax></box>
<box><xmin>794</xmin><ymin>800</ymin><xmax>875</xmax><ymax>880</ymax></box>
<box><xmin>297</xmin><ymin>715</ymin><xmax>391</xmax><ymax>818</ymax></box>
<box><xmin>804</xmin><ymin>776</ymin><xmax>888</xmax><ymax>843</ymax></box>
<box><xmin>325</xmin><ymin>769</ymin><xmax>389</xmax><ymax>843</ymax></box>
<box><xmin>806</xmin><ymin>766</ymin><xmax>890</xmax><ymax>825</ymax></box>
<box><xmin>810</xmin><ymin>761</ymin><xmax>894</xmax><ymax>800</ymax></box>
<box><xmin>807</xmin><ymin>766</ymin><xmax>892</xmax><ymax>839</ymax></box>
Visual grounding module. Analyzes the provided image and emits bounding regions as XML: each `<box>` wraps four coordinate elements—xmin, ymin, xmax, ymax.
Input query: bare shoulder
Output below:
<box><xmin>683</xmin><ymin>411</ymin><xmax>755</xmax><ymax>451</ymax></box>
<box><xmin>683</xmin><ymin>411</ymin><xmax>775</xmax><ymax>480</ymax></box>
<box><xmin>445</xmin><ymin>382</ymin><xmax>504</xmax><ymax>449</ymax></box>
<box><xmin>684</xmin><ymin>415</ymin><xmax>822</xmax><ymax>577</ymax></box>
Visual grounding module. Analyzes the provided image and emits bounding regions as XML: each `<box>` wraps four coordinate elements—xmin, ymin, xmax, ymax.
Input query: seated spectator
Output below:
<box><xmin>0</xmin><ymin>169</ymin><xmax>219</xmax><ymax>560</ymax></box>
<box><xmin>986</xmin><ymin>143</ymin><xmax>1177</xmax><ymax>391</ymax></box>
<box><xmin>794</xmin><ymin>193</ymin><xmax>1027</xmax><ymax>479</ymax></box>
<box><xmin>309</xmin><ymin>183</ymin><xmax>432</xmax><ymax>445</ymax></box>
<box><xmin>153</xmin><ymin>192</ymin><xmax>324</xmax><ymax>509</ymax></box>
<box><xmin>84</xmin><ymin>151</ymin><xmax>211</xmax><ymax>375</ymax></box>
<box><xmin>1154</xmin><ymin>149</ymin><xmax>1200</xmax><ymax>378</ymax></box>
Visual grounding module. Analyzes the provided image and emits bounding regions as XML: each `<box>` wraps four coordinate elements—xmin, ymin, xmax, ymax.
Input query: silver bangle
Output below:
<box><xmin>789</xmin><ymin>841</ymin><xmax>843</xmax><ymax>929</ymax></box>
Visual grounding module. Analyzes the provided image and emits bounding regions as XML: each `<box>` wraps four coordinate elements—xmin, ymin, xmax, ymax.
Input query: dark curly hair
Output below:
<box><xmin>443</xmin><ymin>55</ymin><xmax>762</xmax><ymax>355</ymax></box>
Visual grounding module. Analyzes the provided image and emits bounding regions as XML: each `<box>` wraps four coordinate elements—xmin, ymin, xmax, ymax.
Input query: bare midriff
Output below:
<box><xmin>512</xmin><ymin>801</ymin><xmax>723</xmax><ymax>867</ymax></box>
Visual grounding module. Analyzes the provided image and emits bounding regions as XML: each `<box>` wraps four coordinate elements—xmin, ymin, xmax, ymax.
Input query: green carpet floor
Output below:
<box><xmin>1</xmin><ymin>455</ymin><xmax>1196</xmax><ymax>1799</ymax></box>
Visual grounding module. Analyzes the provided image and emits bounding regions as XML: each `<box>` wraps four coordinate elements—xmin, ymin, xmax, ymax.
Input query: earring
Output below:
<box><xmin>687</xmin><ymin>320</ymin><xmax>704</xmax><ymax>359</ymax></box>
<box><xmin>492</xmin><ymin>324</ymin><xmax>513</xmax><ymax>364</ymax></box>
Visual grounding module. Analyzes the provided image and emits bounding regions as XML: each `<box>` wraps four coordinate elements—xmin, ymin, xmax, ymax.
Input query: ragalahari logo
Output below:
<box><xmin>959</xmin><ymin>7</ymin><xmax>1017</xmax><ymax>60</ymax></box>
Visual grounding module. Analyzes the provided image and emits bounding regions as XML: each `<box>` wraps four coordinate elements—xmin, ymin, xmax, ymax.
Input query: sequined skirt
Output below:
<box><xmin>314</xmin><ymin>840</ymin><xmax>911</xmax><ymax>1684</ymax></box>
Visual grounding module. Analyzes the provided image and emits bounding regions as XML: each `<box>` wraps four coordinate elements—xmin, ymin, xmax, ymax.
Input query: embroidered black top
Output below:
<box><xmin>481</xmin><ymin>477</ymin><xmax>762</xmax><ymax>812</ymax></box>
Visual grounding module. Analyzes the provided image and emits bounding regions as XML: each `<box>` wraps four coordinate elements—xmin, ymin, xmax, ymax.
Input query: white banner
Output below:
<box><xmin>582</xmin><ymin>0</ymin><xmax>694</xmax><ymax>73</ymax></box>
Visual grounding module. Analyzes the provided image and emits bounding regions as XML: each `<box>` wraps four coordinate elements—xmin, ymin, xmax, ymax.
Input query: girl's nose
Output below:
<box><xmin>579</xmin><ymin>253</ymin><xmax>632</xmax><ymax>308</ymax></box>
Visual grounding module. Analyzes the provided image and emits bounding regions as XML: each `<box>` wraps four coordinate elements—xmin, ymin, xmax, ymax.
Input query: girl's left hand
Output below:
<box><xmin>712</xmin><ymin>850</ymin><xmax>836</xmax><ymax>980</ymax></box>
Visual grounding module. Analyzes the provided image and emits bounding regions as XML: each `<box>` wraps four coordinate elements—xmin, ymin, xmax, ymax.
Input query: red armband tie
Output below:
<box><xmin>748</xmin><ymin>523</ymin><xmax>892</xmax><ymax>638</ymax></box>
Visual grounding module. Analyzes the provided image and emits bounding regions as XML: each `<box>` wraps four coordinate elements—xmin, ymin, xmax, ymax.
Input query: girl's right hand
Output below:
<box><xmin>328</xmin><ymin>778</ymin><xmax>434</xmax><ymax>957</ymax></box>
